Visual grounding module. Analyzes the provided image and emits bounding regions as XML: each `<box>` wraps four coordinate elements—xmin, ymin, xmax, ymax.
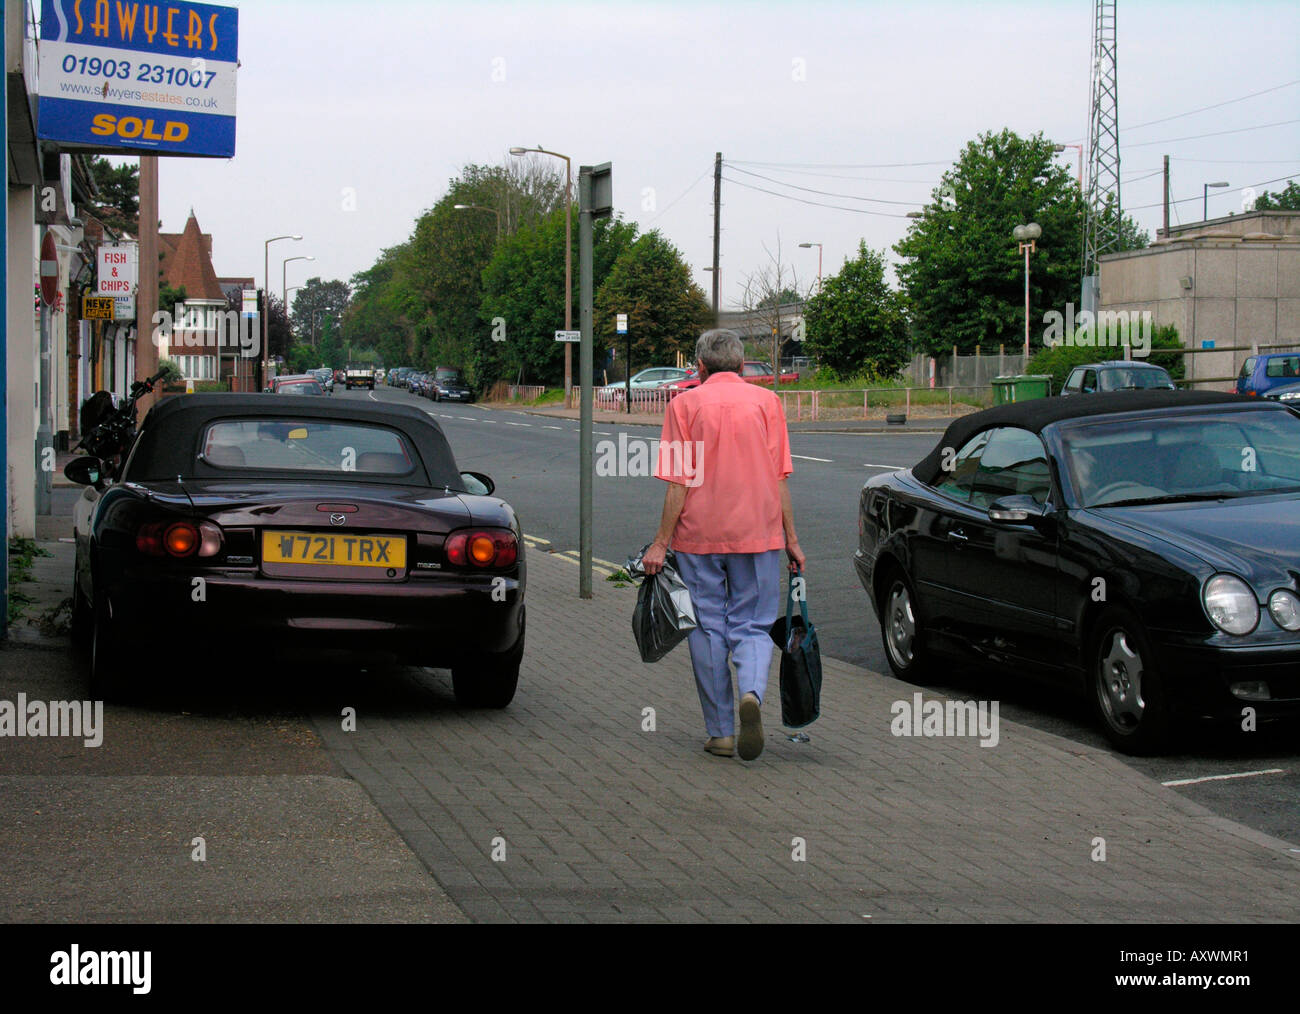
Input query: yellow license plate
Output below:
<box><xmin>262</xmin><ymin>531</ymin><xmax>407</xmax><ymax>569</ymax></box>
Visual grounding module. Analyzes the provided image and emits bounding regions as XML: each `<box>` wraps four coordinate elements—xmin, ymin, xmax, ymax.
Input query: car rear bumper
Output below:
<box><xmin>103</xmin><ymin>568</ymin><xmax>525</xmax><ymax>666</ymax></box>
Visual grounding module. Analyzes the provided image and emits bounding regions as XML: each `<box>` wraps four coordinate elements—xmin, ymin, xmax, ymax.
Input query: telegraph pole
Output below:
<box><xmin>1162</xmin><ymin>154</ymin><xmax>1170</xmax><ymax>239</ymax></box>
<box><xmin>712</xmin><ymin>153</ymin><xmax>722</xmax><ymax>326</ymax></box>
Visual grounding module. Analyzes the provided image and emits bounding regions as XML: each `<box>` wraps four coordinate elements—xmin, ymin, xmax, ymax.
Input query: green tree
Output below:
<box><xmin>290</xmin><ymin>277</ymin><xmax>351</xmax><ymax>344</ymax></box>
<box><xmin>477</xmin><ymin>208</ymin><xmax>638</xmax><ymax>386</ymax></box>
<box><xmin>803</xmin><ymin>242</ymin><xmax>909</xmax><ymax>377</ymax></box>
<box><xmin>87</xmin><ymin>156</ymin><xmax>139</xmax><ymax>234</ymax></box>
<box><xmin>594</xmin><ymin>231</ymin><xmax>710</xmax><ymax>371</ymax></box>
<box><xmin>894</xmin><ymin>129</ymin><xmax>1145</xmax><ymax>356</ymax></box>
<box><xmin>1253</xmin><ymin>180</ymin><xmax>1300</xmax><ymax>210</ymax></box>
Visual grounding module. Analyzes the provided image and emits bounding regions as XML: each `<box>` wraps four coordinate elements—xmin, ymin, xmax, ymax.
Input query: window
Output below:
<box><xmin>1265</xmin><ymin>356</ymin><xmax>1300</xmax><ymax>379</ymax></box>
<box><xmin>1064</xmin><ymin>370</ymin><xmax>1083</xmax><ymax>393</ymax></box>
<box><xmin>201</xmin><ymin>420</ymin><xmax>415</xmax><ymax>474</ymax></box>
<box><xmin>1081</xmin><ymin>370</ymin><xmax>1098</xmax><ymax>393</ymax></box>
<box><xmin>970</xmin><ymin>428</ymin><xmax>1053</xmax><ymax>508</ymax></box>
<box><xmin>175</xmin><ymin>355</ymin><xmax>216</xmax><ymax>380</ymax></box>
<box><xmin>933</xmin><ymin>430</ymin><xmax>992</xmax><ymax>503</ymax></box>
<box><xmin>1239</xmin><ymin>357</ymin><xmax>1256</xmax><ymax>379</ymax></box>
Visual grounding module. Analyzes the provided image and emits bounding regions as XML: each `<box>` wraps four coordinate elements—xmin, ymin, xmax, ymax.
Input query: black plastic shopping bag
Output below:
<box><xmin>768</xmin><ymin>569</ymin><xmax>822</xmax><ymax>728</ymax></box>
<box><xmin>625</xmin><ymin>545</ymin><xmax>698</xmax><ymax>663</ymax></box>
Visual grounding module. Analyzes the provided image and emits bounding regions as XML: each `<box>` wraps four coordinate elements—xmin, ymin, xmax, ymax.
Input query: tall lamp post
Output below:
<box><xmin>263</xmin><ymin>234</ymin><xmax>302</xmax><ymax>381</ymax></box>
<box><xmin>453</xmin><ymin>203</ymin><xmax>502</xmax><ymax>237</ymax></box>
<box><xmin>1052</xmin><ymin>143</ymin><xmax>1083</xmax><ymax>190</ymax></box>
<box><xmin>510</xmin><ymin>145</ymin><xmax>572</xmax><ymax>404</ymax></box>
<box><xmin>1203</xmin><ymin>181</ymin><xmax>1229</xmax><ymax>221</ymax></box>
<box><xmin>1013</xmin><ymin>223</ymin><xmax>1042</xmax><ymax>361</ymax></box>
<box><xmin>798</xmin><ymin>242</ymin><xmax>823</xmax><ymax>292</ymax></box>
<box><xmin>282</xmin><ymin>255</ymin><xmax>314</xmax><ymax>338</ymax></box>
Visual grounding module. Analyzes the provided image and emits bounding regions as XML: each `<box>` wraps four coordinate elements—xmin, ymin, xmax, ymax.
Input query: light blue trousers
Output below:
<box><xmin>675</xmin><ymin>550</ymin><xmax>783</xmax><ymax>738</ymax></box>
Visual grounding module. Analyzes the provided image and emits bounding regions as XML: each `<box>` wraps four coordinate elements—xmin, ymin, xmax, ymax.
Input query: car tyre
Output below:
<box><xmin>89</xmin><ymin>590</ymin><xmax>132</xmax><ymax>703</ymax></box>
<box><xmin>879</xmin><ymin>568</ymin><xmax>930</xmax><ymax>681</ymax></box>
<box><xmin>1089</xmin><ymin>607</ymin><xmax>1170</xmax><ymax>755</ymax></box>
<box><xmin>70</xmin><ymin>569</ymin><xmax>92</xmax><ymax>647</ymax></box>
<box><xmin>452</xmin><ymin>627</ymin><xmax>524</xmax><ymax>709</ymax></box>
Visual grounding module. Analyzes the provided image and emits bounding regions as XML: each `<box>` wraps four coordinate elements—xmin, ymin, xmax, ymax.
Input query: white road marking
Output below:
<box><xmin>1161</xmin><ymin>768</ymin><xmax>1286</xmax><ymax>787</ymax></box>
<box><xmin>543</xmin><ymin>425</ymin><xmax>563</xmax><ymax>430</ymax></box>
<box><xmin>503</xmin><ymin>421</ymin><xmax>532</xmax><ymax>427</ymax></box>
<box><xmin>457</xmin><ymin>416</ymin><xmax>477</xmax><ymax>421</ymax></box>
<box><xmin>595</xmin><ymin>430</ymin><xmax>612</xmax><ymax>436</ymax></box>
<box><xmin>792</xmin><ymin>454</ymin><xmax>832</xmax><ymax>462</ymax></box>
<box><xmin>863</xmin><ymin>463</ymin><xmax>907</xmax><ymax>470</ymax></box>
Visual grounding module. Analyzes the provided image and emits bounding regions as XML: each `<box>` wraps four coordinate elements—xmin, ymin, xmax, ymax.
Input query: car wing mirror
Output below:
<box><xmin>64</xmin><ymin>455</ymin><xmax>104</xmax><ymax>489</ymax></box>
<box><xmin>459</xmin><ymin>471</ymin><xmax>495</xmax><ymax>496</ymax></box>
<box><xmin>988</xmin><ymin>494</ymin><xmax>1049</xmax><ymax>525</ymax></box>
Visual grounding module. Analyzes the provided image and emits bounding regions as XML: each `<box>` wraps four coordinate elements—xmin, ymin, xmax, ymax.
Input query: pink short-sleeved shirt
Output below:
<box><xmin>654</xmin><ymin>372</ymin><xmax>793</xmax><ymax>554</ymax></box>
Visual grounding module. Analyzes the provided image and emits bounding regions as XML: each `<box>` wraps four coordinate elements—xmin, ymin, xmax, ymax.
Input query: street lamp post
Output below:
<box><xmin>263</xmin><ymin>234</ymin><xmax>302</xmax><ymax>383</ymax></box>
<box><xmin>511</xmin><ymin>145</ymin><xmax>572</xmax><ymax>404</ymax></box>
<box><xmin>453</xmin><ymin>203</ymin><xmax>502</xmax><ymax>237</ymax></box>
<box><xmin>1013</xmin><ymin>223</ymin><xmax>1042</xmax><ymax>361</ymax></box>
<box><xmin>798</xmin><ymin>242</ymin><xmax>823</xmax><ymax>292</ymax></box>
<box><xmin>282</xmin><ymin>255</ymin><xmax>314</xmax><ymax>337</ymax></box>
<box><xmin>1203</xmin><ymin>181</ymin><xmax>1230</xmax><ymax>221</ymax></box>
<box><xmin>1052</xmin><ymin>143</ymin><xmax>1084</xmax><ymax>190</ymax></box>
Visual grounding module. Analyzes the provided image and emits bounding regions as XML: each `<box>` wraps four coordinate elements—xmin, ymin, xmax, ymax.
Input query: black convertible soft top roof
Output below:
<box><xmin>912</xmin><ymin>390</ymin><xmax>1270</xmax><ymax>485</ymax></box>
<box><xmin>129</xmin><ymin>393</ymin><xmax>462</xmax><ymax>486</ymax></box>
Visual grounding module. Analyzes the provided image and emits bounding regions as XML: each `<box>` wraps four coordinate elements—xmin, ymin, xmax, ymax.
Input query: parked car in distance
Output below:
<box><xmin>333</xmin><ymin>368</ymin><xmax>346</xmax><ymax>387</ymax></box>
<box><xmin>268</xmin><ymin>374</ymin><xmax>325</xmax><ymax>396</ymax></box>
<box><xmin>854</xmin><ymin>390</ymin><xmax>1300</xmax><ymax>754</ymax></box>
<box><xmin>1264</xmin><ymin>381</ymin><xmax>1300</xmax><ymax>404</ymax></box>
<box><xmin>665</xmin><ymin>361</ymin><xmax>797</xmax><ymax>391</ymax></box>
<box><xmin>310</xmin><ymin>367</ymin><xmax>334</xmax><ymax>392</ymax></box>
<box><xmin>64</xmin><ymin>394</ymin><xmax>525</xmax><ymax>707</ymax></box>
<box><xmin>1061</xmin><ymin>361</ymin><xmax>1176</xmax><ymax>395</ymax></box>
<box><xmin>431</xmin><ymin>367</ymin><xmax>474</xmax><ymax>402</ymax></box>
<box><xmin>1237</xmin><ymin>352</ymin><xmax>1300</xmax><ymax>398</ymax></box>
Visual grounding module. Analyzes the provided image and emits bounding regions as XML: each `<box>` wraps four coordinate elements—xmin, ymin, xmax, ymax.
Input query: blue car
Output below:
<box><xmin>1237</xmin><ymin>353</ymin><xmax>1300</xmax><ymax>398</ymax></box>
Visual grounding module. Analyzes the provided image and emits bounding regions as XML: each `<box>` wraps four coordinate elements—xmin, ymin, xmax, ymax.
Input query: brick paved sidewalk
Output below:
<box><xmin>313</xmin><ymin>548</ymin><xmax>1300</xmax><ymax>923</ymax></box>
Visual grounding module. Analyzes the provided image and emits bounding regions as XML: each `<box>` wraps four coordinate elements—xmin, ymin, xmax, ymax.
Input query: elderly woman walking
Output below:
<box><xmin>642</xmin><ymin>329</ymin><xmax>805</xmax><ymax>761</ymax></box>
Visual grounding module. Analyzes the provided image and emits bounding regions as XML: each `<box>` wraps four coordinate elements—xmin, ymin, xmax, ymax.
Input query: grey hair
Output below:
<box><xmin>695</xmin><ymin>329</ymin><xmax>744</xmax><ymax>374</ymax></box>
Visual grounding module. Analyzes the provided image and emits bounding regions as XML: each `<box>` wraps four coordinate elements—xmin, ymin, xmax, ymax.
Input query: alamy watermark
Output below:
<box><xmin>151</xmin><ymin>305</ymin><xmax>260</xmax><ymax>358</ymax></box>
<box><xmin>890</xmin><ymin>692</ymin><xmax>999</xmax><ymax>747</ymax></box>
<box><xmin>1043</xmin><ymin>303</ymin><xmax>1152</xmax><ymax>358</ymax></box>
<box><xmin>595</xmin><ymin>433</ymin><xmax>705</xmax><ymax>487</ymax></box>
<box><xmin>0</xmin><ymin>694</ymin><xmax>103</xmax><ymax>747</ymax></box>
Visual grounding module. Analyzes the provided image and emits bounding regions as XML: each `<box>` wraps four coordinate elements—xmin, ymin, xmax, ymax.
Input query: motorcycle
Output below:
<box><xmin>70</xmin><ymin>370</ymin><xmax>170</xmax><ymax>484</ymax></box>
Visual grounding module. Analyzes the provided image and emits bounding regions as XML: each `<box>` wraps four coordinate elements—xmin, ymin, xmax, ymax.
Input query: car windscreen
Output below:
<box><xmin>1097</xmin><ymin>368</ymin><xmax>1173</xmax><ymax>391</ymax></box>
<box><xmin>1060</xmin><ymin>410</ymin><xmax>1300</xmax><ymax>507</ymax></box>
<box><xmin>278</xmin><ymin>381</ymin><xmax>323</xmax><ymax>395</ymax></box>
<box><xmin>200</xmin><ymin>419</ymin><xmax>417</xmax><ymax>475</ymax></box>
<box><xmin>435</xmin><ymin>369</ymin><xmax>464</xmax><ymax>381</ymax></box>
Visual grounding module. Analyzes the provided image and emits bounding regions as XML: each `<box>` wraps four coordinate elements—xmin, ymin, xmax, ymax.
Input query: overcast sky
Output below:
<box><xmin>97</xmin><ymin>0</ymin><xmax>1300</xmax><ymax>309</ymax></box>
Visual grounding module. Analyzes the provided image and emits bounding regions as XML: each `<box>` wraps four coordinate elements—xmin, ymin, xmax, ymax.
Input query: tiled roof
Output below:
<box><xmin>158</xmin><ymin>212</ymin><xmax>224</xmax><ymax>301</ymax></box>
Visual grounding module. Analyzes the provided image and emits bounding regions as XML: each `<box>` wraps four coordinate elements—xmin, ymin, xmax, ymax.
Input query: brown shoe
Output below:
<box><xmin>704</xmin><ymin>736</ymin><xmax>735</xmax><ymax>757</ymax></box>
<box><xmin>738</xmin><ymin>693</ymin><xmax>764</xmax><ymax>760</ymax></box>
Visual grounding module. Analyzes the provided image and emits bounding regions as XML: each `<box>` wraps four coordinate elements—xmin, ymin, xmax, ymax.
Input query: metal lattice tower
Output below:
<box><xmin>1082</xmin><ymin>0</ymin><xmax>1120</xmax><ymax>307</ymax></box>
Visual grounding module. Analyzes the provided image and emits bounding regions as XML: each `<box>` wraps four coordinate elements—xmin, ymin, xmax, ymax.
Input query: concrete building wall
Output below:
<box><xmin>1100</xmin><ymin>224</ymin><xmax>1300</xmax><ymax>391</ymax></box>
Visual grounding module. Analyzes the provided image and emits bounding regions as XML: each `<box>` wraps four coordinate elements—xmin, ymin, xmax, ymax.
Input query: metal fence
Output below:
<box><xmin>595</xmin><ymin>384</ymin><xmax>991</xmax><ymax>420</ymax></box>
<box><xmin>903</xmin><ymin>349</ymin><xmax>1028</xmax><ymax>389</ymax></box>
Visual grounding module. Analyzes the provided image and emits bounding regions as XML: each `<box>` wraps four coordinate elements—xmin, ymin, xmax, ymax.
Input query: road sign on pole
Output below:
<box><xmin>554</xmin><ymin>330</ymin><xmax>581</xmax><ymax>343</ymax></box>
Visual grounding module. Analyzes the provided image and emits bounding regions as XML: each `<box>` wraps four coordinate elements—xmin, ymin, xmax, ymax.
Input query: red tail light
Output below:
<box><xmin>137</xmin><ymin>520</ymin><xmax>224</xmax><ymax>558</ymax></box>
<box><xmin>444</xmin><ymin>529</ymin><xmax>518</xmax><ymax>569</ymax></box>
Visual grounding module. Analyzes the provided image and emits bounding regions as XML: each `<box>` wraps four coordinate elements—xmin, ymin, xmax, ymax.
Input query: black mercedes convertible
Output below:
<box><xmin>853</xmin><ymin>390</ymin><xmax>1300</xmax><ymax>753</ymax></box>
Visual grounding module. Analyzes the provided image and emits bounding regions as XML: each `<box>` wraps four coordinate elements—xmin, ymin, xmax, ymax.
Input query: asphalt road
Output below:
<box><xmin>344</xmin><ymin>384</ymin><xmax>1299</xmax><ymax>846</ymax></box>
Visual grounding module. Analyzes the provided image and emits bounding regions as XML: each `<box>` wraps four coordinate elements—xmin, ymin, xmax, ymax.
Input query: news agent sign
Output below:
<box><xmin>38</xmin><ymin>1</ymin><xmax>239</xmax><ymax>158</ymax></box>
<box><xmin>97</xmin><ymin>244</ymin><xmax>138</xmax><ymax>296</ymax></box>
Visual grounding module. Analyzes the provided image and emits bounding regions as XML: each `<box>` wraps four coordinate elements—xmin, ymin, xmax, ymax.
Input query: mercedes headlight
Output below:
<box><xmin>1203</xmin><ymin>574</ymin><xmax>1259</xmax><ymax>635</ymax></box>
<box><xmin>1268</xmin><ymin>589</ymin><xmax>1300</xmax><ymax>632</ymax></box>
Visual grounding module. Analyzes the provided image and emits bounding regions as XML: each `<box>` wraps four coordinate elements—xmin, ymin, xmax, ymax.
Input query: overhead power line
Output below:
<box><xmin>1124</xmin><ymin>79</ymin><xmax>1300</xmax><ymax>132</ymax></box>
<box><xmin>724</xmin><ymin>164</ymin><xmax>923</xmax><ymax>207</ymax></box>
<box><xmin>720</xmin><ymin>175</ymin><xmax>913</xmax><ymax>218</ymax></box>
<box><xmin>1127</xmin><ymin>118</ymin><xmax>1300</xmax><ymax>149</ymax></box>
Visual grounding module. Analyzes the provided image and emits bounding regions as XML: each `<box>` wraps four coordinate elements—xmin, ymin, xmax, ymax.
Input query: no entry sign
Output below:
<box><xmin>40</xmin><ymin>231</ymin><xmax>59</xmax><ymax>307</ymax></box>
